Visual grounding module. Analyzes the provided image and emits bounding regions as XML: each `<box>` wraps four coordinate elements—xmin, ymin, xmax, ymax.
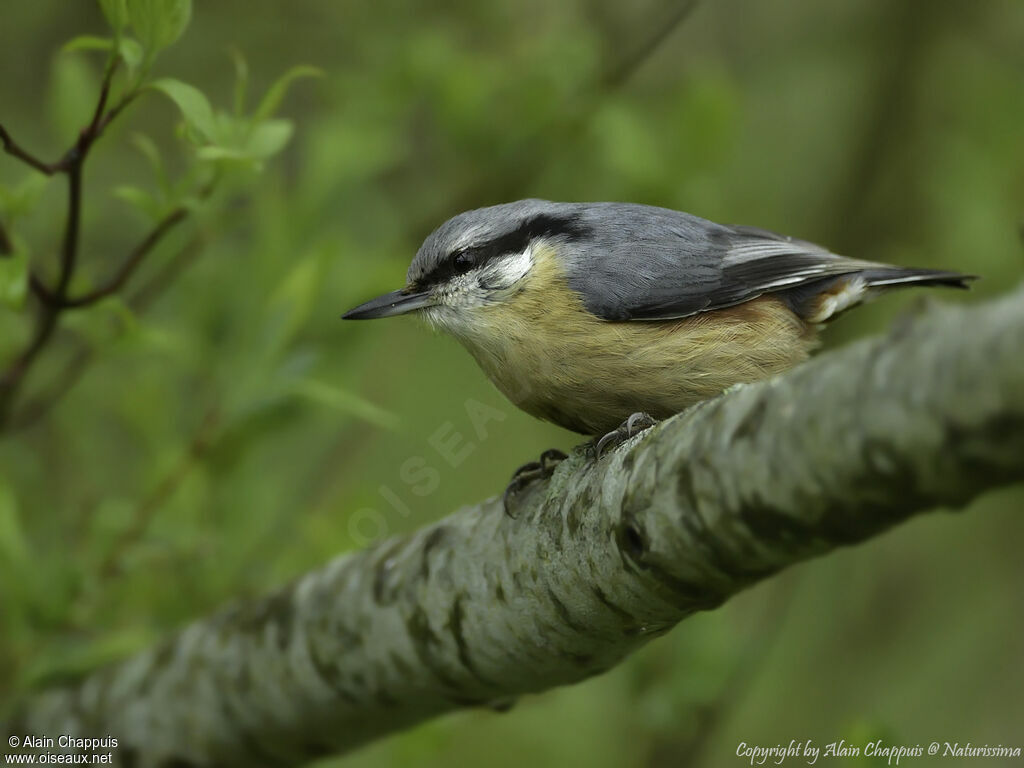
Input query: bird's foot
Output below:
<box><xmin>502</xmin><ymin>448</ymin><xmax>568</xmax><ymax>517</ymax></box>
<box><xmin>593</xmin><ymin>412</ymin><xmax>659</xmax><ymax>458</ymax></box>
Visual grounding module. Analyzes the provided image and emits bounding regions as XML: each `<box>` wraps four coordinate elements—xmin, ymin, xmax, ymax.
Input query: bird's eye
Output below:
<box><xmin>451</xmin><ymin>250</ymin><xmax>474</xmax><ymax>275</ymax></box>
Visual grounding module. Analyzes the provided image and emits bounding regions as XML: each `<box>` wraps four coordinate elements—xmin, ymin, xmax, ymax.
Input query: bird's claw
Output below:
<box><xmin>593</xmin><ymin>411</ymin><xmax>658</xmax><ymax>458</ymax></box>
<box><xmin>502</xmin><ymin>448</ymin><xmax>567</xmax><ymax>517</ymax></box>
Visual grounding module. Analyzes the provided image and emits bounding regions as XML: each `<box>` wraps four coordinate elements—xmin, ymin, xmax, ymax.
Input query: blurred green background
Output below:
<box><xmin>2</xmin><ymin>0</ymin><xmax>1023</xmax><ymax>765</ymax></box>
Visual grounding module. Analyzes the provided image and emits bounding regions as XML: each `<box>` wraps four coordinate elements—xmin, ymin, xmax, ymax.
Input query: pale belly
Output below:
<box><xmin>464</xmin><ymin>297</ymin><xmax>817</xmax><ymax>435</ymax></box>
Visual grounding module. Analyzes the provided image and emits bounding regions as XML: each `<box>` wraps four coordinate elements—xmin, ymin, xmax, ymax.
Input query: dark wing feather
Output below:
<box><xmin>564</xmin><ymin>204</ymin><xmax>884</xmax><ymax>321</ymax></box>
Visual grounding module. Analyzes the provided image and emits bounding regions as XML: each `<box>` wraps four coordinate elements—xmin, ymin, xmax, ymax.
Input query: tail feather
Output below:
<box><xmin>783</xmin><ymin>267</ymin><xmax>977</xmax><ymax>323</ymax></box>
<box><xmin>858</xmin><ymin>267</ymin><xmax>977</xmax><ymax>290</ymax></box>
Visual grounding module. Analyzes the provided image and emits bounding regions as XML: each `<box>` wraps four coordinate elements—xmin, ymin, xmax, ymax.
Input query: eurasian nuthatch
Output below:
<box><xmin>343</xmin><ymin>200</ymin><xmax>972</xmax><ymax>438</ymax></box>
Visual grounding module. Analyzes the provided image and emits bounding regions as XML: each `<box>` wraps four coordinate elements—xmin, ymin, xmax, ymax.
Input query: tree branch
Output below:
<box><xmin>9</xmin><ymin>233</ymin><xmax>209</xmax><ymax>432</ymax></box>
<box><xmin>48</xmin><ymin>205</ymin><xmax>189</xmax><ymax>309</ymax></box>
<box><xmin>6</xmin><ymin>286</ymin><xmax>1024</xmax><ymax>767</ymax></box>
<box><xmin>53</xmin><ymin>160</ymin><xmax>84</xmax><ymax>298</ymax></box>
<box><xmin>0</xmin><ymin>71</ymin><xmax>190</xmax><ymax>426</ymax></box>
<box><xmin>0</xmin><ymin>123</ymin><xmax>60</xmax><ymax>176</ymax></box>
<box><xmin>98</xmin><ymin>406</ymin><xmax>220</xmax><ymax>579</ymax></box>
<box><xmin>0</xmin><ymin>218</ymin><xmax>12</xmax><ymax>256</ymax></box>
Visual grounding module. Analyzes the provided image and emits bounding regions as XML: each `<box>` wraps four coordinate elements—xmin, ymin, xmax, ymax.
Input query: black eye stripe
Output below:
<box><xmin>419</xmin><ymin>213</ymin><xmax>590</xmax><ymax>287</ymax></box>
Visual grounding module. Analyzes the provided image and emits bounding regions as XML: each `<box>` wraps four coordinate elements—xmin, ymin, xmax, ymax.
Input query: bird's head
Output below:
<box><xmin>342</xmin><ymin>199</ymin><xmax>589</xmax><ymax>339</ymax></box>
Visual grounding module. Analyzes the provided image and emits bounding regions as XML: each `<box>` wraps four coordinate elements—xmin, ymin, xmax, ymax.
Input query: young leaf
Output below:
<box><xmin>290</xmin><ymin>379</ymin><xmax>400</xmax><ymax>431</ymax></box>
<box><xmin>62</xmin><ymin>35</ymin><xmax>114</xmax><ymax>55</ymax></box>
<box><xmin>149</xmin><ymin>78</ymin><xmax>217</xmax><ymax>142</ymax></box>
<box><xmin>193</xmin><ymin>146</ymin><xmax>249</xmax><ymax>162</ymax></box>
<box><xmin>50</xmin><ymin>54</ymin><xmax>100</xmax><ymax>140</ymax></box>
<box><xmin>228</xmin><ymin>47</ymin><xmax>249</xmax><ymax>117</ymax></box>
<box><xmin>0</xmin><ymin>483</ymin><xmax>36</xmax><ymax>622</ymax></box>
<box><xmin>62</xmin><ymin>35</ymin><xmax>142</xmax><ymax>74</ymax></box>
<box><xmin>22</xmin><ymin>627</ymin><xmax>157</xmax><ymax>691</ymax></box>
<box><xmin>116</xmin><ymin>37</ymin><xmax>144</xmax><ymax>73</ymax></box>
<box><xmin>0</xmin><ymin>483</ymin><xmax>29</xmax><ymax>562</ymax></box>
<box><xmin>0</xmin><ymin>236</ymin><xmax>30</xmax><ymax>310</ymax></box>
<box><xmin>113</xmin><ymin>185</ymin><xmax>164</xmax><ymax>221</ymax></box>
<box><xmin>62</xmin><ymin>295</ymin><xmax>138</xmax><ymax>347</ymax></box>
<box><xmin>98</xmin><ymin>0</ymin><xmax>129</xmax><ymax>35</ymax></box>
<box><xmin>245</xmin><ymin>119</ymin><xmax>294</xmax><ymax>159</ymax></box>
<box><xmin>96</xmin><ymin>295</ymin><xmax>139</xmax><ymax>335</ymax></box>
<box><xmin>268</xmin><ymin>256</ymin><xmax>320</xmax><ymax>343</ymax></box>
<box><xmin>253</xmin><ymin>65</ymin><xmax>322</xmax><ymax>122</ymax></box>
<box><xmin>126</xmin><ymin>0</ymin><xmax>192</xmax><ymax>57</ymax></box>
<box><xmin>0</xmin><ymin>175</ymin><xmax>50</xmax><ymax>222</ymax></box>
<box><xmin>194</xmin><ymin>120</ymin><xmax>294</xmax><ymax>164</ymax></box>
<box><xmin>130</xmin><ymin>133</ymin><xmax>170</xmax><ymax>198</ymax></box>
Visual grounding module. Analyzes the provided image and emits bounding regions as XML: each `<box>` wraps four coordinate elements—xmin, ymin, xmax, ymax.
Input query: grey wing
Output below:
<box><xmin>565</xmin><ymin>205</ymin><xmax>885</xmax><ymax>321</ymax></box>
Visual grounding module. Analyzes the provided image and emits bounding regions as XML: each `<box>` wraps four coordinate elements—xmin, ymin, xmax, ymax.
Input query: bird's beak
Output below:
<box><xmin>341</xmin><ymin>287</ymin><xmax>434</xmax><ymax>320</ymax></box>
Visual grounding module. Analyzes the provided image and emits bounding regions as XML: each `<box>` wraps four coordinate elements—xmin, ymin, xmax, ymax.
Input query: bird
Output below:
<box><xmin>344</xmin><ymin>199</ymin><xmax>973</xmax><ymax>436</ymax></box>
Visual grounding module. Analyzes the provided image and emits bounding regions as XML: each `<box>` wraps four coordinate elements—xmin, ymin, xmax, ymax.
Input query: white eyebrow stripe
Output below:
<box><xmin>489</xmin><ymin>247</ymin><xmax>533</xmax><ymax>285</ymax></box>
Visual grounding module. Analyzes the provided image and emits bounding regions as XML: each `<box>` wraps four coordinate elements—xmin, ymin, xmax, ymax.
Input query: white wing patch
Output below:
<box><xmin>805</xmin><ymin>276</ymin><xmax>869</xmax><ymax>323</ymax></box>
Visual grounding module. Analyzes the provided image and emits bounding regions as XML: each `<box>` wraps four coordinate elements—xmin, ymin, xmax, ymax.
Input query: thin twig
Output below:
<box><xmin>87</xmin><ymin>59</ymin><xmax>117</xmax><ymax>135</ymax></box>
<box><xmin>57</xmin><ymin>206</ymin><xmax>189</xmax><ymax>308</ymax></box>
<box><xmin>0</xmin><ymin>219</ymin><xmax>12</xmax><ymax>256</ymax></box>
<box><xmin>0</xmin><ymin>124</ymin><xmax>59</xmax><ymax>176</ymax></box>
<box><xmin>96</xmin><ymin>91</ymin><xmax>139</xmax><ymax>134</ymax></box>
<box><xmin>54</xmin><ymin>163</ymin><xmax>84</xmax><ymax>297</ymax></box>
<box><xmin>0</xmin><ymin>307</ymin><xmax>60</xmax><ymax>424</ymax></box>
<box><xmin>98</xmin><ymin>406</ymin><xmax>220</xmax><ymax>579</ymax></box>
<box><xmin>824</xmin><ymin>1</ymin><xmax>941</xmax><ymax>252</ymax></box>
<box><xmin>598</xmin><ymin>0</ymin><xmax>700</xmax><ymax>91</ymax></box>
<box><xmin>9</xmin><ymin>233</ymin><xmax>208</xmax><ymax>432</ymax></box>
<box><xmin>7</xmin><ymin>345</ymin><xmax>92</xmax><ymax>432</ymax></box>
<box><xmin>0</xmin><ymin>61</ymin><xmax>156</xmax><ymax>423</ymax></box>
<box><xmin>127</xmin><ymin>231</ymin><xmax>207</xmax><ymax>309</ymax></box>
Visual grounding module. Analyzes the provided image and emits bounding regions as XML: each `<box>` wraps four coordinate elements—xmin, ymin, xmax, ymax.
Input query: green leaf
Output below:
<box><xmin>130</xmin><ymin>133</ymin><xmax>170</xmax><ymax>197</ymax></box>
<box><xmin>62</xmin><ymin>34</ymin><xmax>142</xmax><ymax>75</ymax></box>
<box><xmin>62</xmin><ymin>295</ymin><xmax>138</xmax><ymax>347</ymax></box>
<box><xmin>97</xmin><ymin>295</ymin><xmax>139</xmax><ymax>335</ymax></box>
<box><xmin>245</xmin><ymin>119</ymin><xmax>294</xmax><ymax>159</ymax></box>
<box><xmin>22</xmin><ymin>627</ymin><xmax>157</xmax><ymax>691</ymax></box>
<box><xmin>0</xmin><ymin>483</ymin><xmax>31</xmax><ymax>567</ymax></box>
<box><xmin>149</xmin><ymin>78</ymin><xmax>217</xmax><ymax>142</ymax></box>
<box><xmin>253</xmin><ymin>65</ymin><xmax>322</xmax><ymax>122</ymax></box>
<box><xmin>98</xmin><ymin>0</ymin><xmax>129</xmax><ymax>34</ymax></box>
<box><xmin>195</xmin><ymin>120</ymin><xmax>294</xmax><ymax>164</ymax></box>
<box><xmin>268</xmin><ymin>256</ymin><xmax>320</xmax><ymax>342</ymax></box>
<box><xmin>0</xmin><ymin>175</ymin><xmax>50</xmax><ymax>222</ymax></box>
<box><xmin>291</xmin><ymin>379</ymin><xmax>400</xmax><ymax>430</ymax></box>
<box><xmin>193</xmin><ymin>120</ymin><xmax>294</xmax><ymax>164</ymax></box>
<box><xmin>50</xmin><ymin>54</ymin><xmax>100</xmax><ymax>141</ymax></box>
<box><xmin>194</xmin><ymin>145</ymin><xmax>248</xmax><ymax>162</ymax></box>
<box><xmin>125</xmin><ymin>0</ymin><xmax>192</xmax><ymax>57</ymax></box>
<box><xmin>113</xmin><ymin>185</ymin><xmax>164</xmax><ymax>220</ymax></box>
<box><xmin>117</xmin><ymin>36</ymin><xmax>144</xmax><ymax>73</ymax></box>
<box><xmin>62</xmin><ymin>35</ymin><xmax>114</xmax><ymax>54</ymax></box>
<box><xmin>0</xmin><ymin>235</ymin><xmax>30</xmax><ymax>310</ymax></box>
<box><xmin>228</xmin><ymin>47</ymin><xmax>249</xmax><ymax>116</ymax></box>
